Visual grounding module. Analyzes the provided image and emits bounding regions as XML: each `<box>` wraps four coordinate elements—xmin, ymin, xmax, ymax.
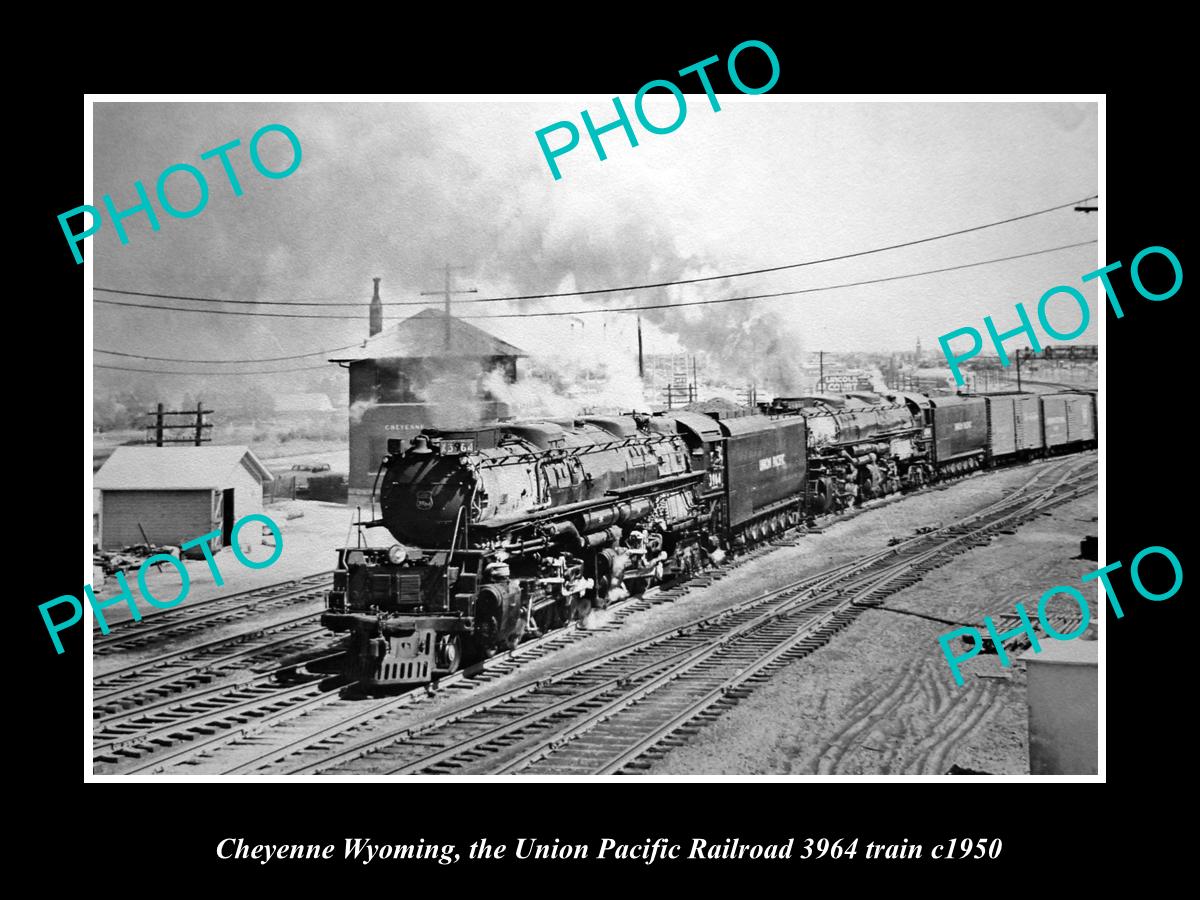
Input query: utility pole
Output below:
<box><xmin>1016</xmin><ymin>349</ymin><xmax>1023</xmax><ymax>392</ymax></box>
<box><xmin>420</xmin><ymin>263</ymin><xmax>478</xmax><ymax>352</ymax></box>
<box><xmin>691</xmin><ymin>355</ymin><xmax>698</xmax><ymax>400</ymax></box>
<box><xmin>145</xmin><ymin>402</ymin><xmax>212</xmax><ymax>446</ymax></box>
<box><xmin>637</xmin><ymin>315</ymin><xmax>644</xmax><ymax>379</ymax></box>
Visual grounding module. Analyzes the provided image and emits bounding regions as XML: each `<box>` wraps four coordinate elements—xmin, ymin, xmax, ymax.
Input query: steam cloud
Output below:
<box><xmin>94</xmin><ymin>103</ymin><xmax>808</xmax><ymax>405</ymax></box>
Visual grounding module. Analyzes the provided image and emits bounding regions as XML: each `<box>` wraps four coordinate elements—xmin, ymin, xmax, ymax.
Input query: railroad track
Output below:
<box><xmin>92</xmin><ymin>610</ymin><xmax>335</xmax><ymax>718</ymax></box>
<box><xmin>93</xmin><ymin>571</ymin><xmax>333</xmax><ymax>656</ymax></box>
<box><xmin>215</xmin><ymin>459</ymin><xmax>1095</xmax><ymax>776</ymax></box>
<box><xmin>93</xmin><ymin>654</ymin><xmax>347</xmax><ymax>769</ymax></box>
<box><xmin>1021</xmin><ymin>378</ymin><xmax>1096</xmax><ymax>393</ymax></box>
<box><xmin>93</xmin><ymin>538</ymin><xmax>792</xmax><ymax>774</ymax></box>
<box><xmin>96</xmin><ymin>455</ymin><xmax>1094</xmax><ymax>775</ymax></box>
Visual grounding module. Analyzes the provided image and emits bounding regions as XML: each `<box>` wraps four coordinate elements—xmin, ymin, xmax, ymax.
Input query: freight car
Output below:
<box><xmin>983</xmin><ymin>393</ymin><xmax>1044</xmax><ymax>463</ymax></box>
<box><xmin>1039</xmin><ymin>391</ymin><xmax>1097</xmax><ymax>453</ymax></box>
<box><xmin>323</xmin><ymin>388</ymin><xmax>1097</xmax><ymax>688</ymax></box>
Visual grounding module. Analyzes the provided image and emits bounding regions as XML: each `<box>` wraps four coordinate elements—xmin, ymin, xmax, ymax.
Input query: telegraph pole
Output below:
<box><xmin>420</xmin><ymin>263</ymin><xmax>478</xmax><ymax>351</ymax></box>
<box><xmin>637</xmin><ymin>315</ymin><xmax>644</xmax><ymax>378</ymax></box>
<box><xmin>145</xmin><ymin>402</ymin><xmax>212</xmax><ymax>446</ymax></box>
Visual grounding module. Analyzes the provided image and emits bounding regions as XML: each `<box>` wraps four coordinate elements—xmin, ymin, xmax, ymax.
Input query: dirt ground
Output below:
<box><xmin>644</xmin><ymin>488</ymin><xmax>1099</xmax><ymax>776</ymax></box>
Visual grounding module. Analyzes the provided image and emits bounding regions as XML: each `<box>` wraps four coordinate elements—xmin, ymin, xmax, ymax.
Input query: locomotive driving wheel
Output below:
<box><xmin>503</xmin><ymin>616</ymin><xmax>527</xmax><ymax>651</ymax></box>
<box><xmin>435</xmin><ymin>633</ymin><xmax>463</xmax><ymax>674</ymax></box>
<box><xmin>814</xmin><ymin>477</ymin><xmax>835</xmax><ymax>513</ymax></box>
<box><xmin>468</xmin><ymin>608</ymin><xmax>500</xmax><ymax>663</ymax></box>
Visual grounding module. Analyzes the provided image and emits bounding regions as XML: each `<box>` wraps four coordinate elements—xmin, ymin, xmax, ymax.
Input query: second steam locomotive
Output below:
<box><xmin>322</xmin><ymin>389</ymin><xmax>1096</xmax><ymax>687</ymax></box>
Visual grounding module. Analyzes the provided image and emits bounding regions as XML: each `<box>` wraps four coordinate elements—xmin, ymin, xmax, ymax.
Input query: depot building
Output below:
<box><xmin>330</xmin><ymin>279</ymin><xmax>525</xmax><ymax>506</ymax></box>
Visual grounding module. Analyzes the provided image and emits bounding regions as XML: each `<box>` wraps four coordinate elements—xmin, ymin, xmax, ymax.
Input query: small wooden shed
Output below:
<box><xmin>94</xmin><ymin>446</ymin><xmax>273</xmax><ymax>552</ymax></box>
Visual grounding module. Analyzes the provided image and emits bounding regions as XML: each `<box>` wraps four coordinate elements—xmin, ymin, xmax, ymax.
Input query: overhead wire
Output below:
<box><xmin>92</xmin><ymin>193</ymin><xmax>1097</xmax><ymax>309</ymax></box>
<box><xmin>95</xmin><ymin>343</ymin><xmax>365</xmax><ymax>363</ymax></box>
<box><xmin>95</xmin><ymin>362</ymin><xmax>337</xmax><ymax>376</ymax></box>
<box><xmin>92</xmin><ymin>239</ymin><xmax>1098</xmax><ymax>322</ymax></box>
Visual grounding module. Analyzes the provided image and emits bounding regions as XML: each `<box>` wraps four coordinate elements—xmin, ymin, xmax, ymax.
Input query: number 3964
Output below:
<box><xmin>799</xmin><ymin>838</ymin><xmax>859</xmax><ymax>859</ymax></box>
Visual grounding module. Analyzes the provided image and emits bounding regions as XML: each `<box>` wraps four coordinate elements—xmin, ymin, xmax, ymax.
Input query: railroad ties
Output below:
<box><xmin>96</xmin><ymin>538</ymin><xmax>845</xmax><ymax>775</ymax></box>
<box><xmin>208</xmin><ymin>457</ymin><xmax>1096</xmax><ymax>777</ymax></box>
<box><xmin>93</xmin><ymin>454</ymin><xmax>1096</xmax><ymax>777</ymax></box>
<box><xmin>92</xmin><ymin>571</ymin><xmax>334</xmax><ymax>656</ymax></box>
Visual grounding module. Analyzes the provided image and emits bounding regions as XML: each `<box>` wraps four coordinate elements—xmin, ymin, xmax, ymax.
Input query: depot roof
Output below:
<box><xmin>329</xmin><ymin>308</ymin><xmax>527</xmax><ymax>362</ymax></box>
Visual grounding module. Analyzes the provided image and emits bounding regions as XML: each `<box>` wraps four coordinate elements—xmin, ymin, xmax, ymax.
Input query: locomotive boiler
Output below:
<box><xmin>322</xmin><ymin>413</ymin><xmax>727</xmax><ymax>686</ymax></box>
<box><xmin>765</xmin><ymin>393</ymin><xmax>932</xmax><ymax>512</ymax></box>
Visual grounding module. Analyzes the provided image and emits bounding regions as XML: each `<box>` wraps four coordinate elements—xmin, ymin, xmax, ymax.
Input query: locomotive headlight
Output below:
<box><xmin>387</xmin><ymin>545</ymin><xmax>407</xmax><ymax>564</ymax></box>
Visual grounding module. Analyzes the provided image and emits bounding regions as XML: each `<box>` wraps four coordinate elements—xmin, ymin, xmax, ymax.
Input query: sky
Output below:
<box><xmin>91</xmin><ymin>99</ymin><xmax>1099</xmax><ymax>396</ymax></box>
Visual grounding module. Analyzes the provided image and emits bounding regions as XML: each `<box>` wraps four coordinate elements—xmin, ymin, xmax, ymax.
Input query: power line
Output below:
<box><xmin>93</xmin><ymin>239</ymin><xmax>1098</xmax><ymax>322</ymax></box>
<box><xmin>465</xmin><ymin>241</ymin><xmax>1098</xmax><ymax>318</ymax></box>
<box><xmin>95</xmin><ymin>362</ymin><xmax>336</xmax><ymax>376</ymax></box>
<box><xmin>93</xmin><ymin>286</ymin><xmax>378</xmax><ymax>307</ymax></box>
<box><xmin>95</xmin><ymin>343</ymin><xmax>365</xmax><ymax>363</ymax></box>
<box><xmin>91</xmin><ymin>193</ymin><xmax>1097</xmax><ymax>309</ymax></box>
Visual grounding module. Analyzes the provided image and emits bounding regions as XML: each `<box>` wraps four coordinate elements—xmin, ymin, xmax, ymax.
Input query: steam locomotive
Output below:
<box><xmin>321</xmin><ymin>389</ymin><xmax>1096</xmax><ymax>686</ymax></box>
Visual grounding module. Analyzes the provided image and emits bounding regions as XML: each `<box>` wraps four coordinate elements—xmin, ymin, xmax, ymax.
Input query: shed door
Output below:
<box><xmin>221</xmin><ymin>489</ymin><xmax>235</xmax><ymax>545</ymax></box>
<box><xmin>210</xmin><ymin>491</ymin><xmax>225</xmax><ymax>550</ymax></box>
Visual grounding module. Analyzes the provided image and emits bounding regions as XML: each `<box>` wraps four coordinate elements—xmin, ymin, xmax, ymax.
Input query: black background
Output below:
<box><xmin>21</xmin><ymin>22</ymin><xmax>1184</xmax><ymax>891</ymax></box>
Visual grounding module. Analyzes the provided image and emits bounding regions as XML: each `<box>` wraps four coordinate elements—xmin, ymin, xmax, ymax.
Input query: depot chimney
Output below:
<box><xmin>369</xmin><ymin>277</ymin><xmax>383</xmax><ymax>337</ymax></box>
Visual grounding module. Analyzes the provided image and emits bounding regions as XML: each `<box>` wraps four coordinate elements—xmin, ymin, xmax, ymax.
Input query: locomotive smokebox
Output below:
<box><xmin>380</xmin><ymin>451</ymin><xmax>475</xmax><ymax>547</ymax></box>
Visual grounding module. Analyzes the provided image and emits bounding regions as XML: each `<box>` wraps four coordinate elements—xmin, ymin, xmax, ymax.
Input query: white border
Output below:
<box><xmin>84</xmin><ymin>92</ymin><xmax>1105</xmax><ymax>783</ymax></box>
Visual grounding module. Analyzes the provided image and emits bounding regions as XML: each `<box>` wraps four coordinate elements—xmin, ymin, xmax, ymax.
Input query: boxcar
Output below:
<box><xmin>718</xmin><ymin>415</ymin><xmax>807</xmax><ymax>540</ymax></box>
<box><xmin>927</xmin><ymin>396</ymin><xmax>989</xmax><ymax>473</ymax></box>
<box><xmin>983</xmin><ymin>393</ymin><xmax>1044</xmax><ymax>462</ymax></box>
<box><xmin>1041</xmin><ymin>391</ymin><xmax>1096</xmax><ymax>450</ymax></box>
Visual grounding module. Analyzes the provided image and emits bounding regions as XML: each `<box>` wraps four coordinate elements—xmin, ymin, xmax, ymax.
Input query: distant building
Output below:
<box><xmin>94</xmin><ymin>446</ymin><xmax>272</xmax><ymax>552</ymax></box>
<box><xmin>330</xmin><ymin>284</ymin><xmax>526</xmax><ymax>503</ymax></box>
<box><xmin>1029</xmin><ymin>344</ymin><xmax>1098</xmax><ymax>361</ymax></box>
